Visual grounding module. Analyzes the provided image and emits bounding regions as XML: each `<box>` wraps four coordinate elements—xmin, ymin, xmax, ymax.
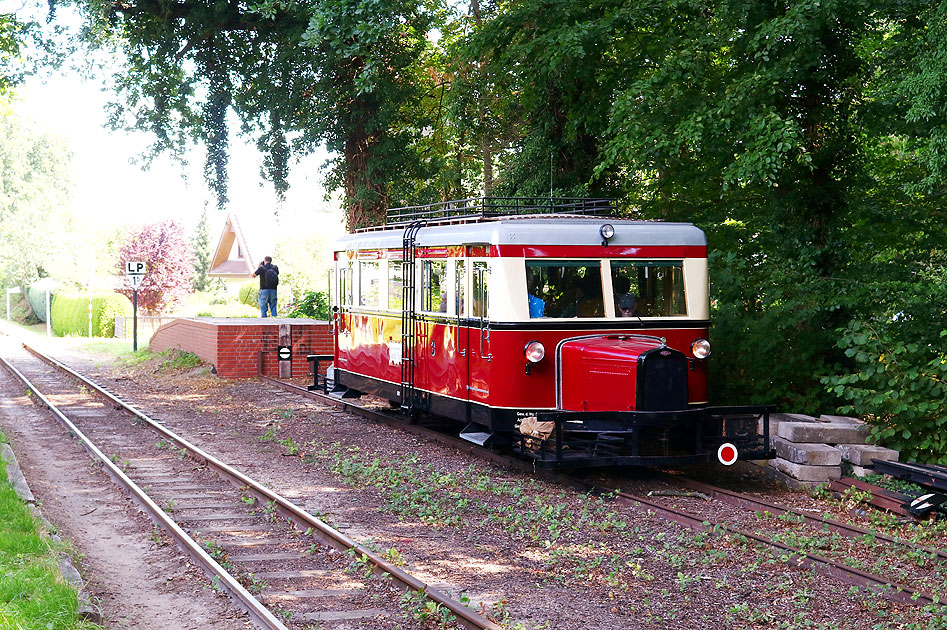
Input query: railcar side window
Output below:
<box><xmin>610</xmin><ymin>261</ymin><xmax>686</xmax><ymax>317</ymax></box>
<box><xmin>339</xmin><ymin>263</ymin><xmax>353</xmax><ymax>306</ymax></box>
<box><xmin>525</xmin><ymin>261</ymin><xmax>604</xmax><ymax>318</ymax></box>
<box><xmin>359</xmin><ymin>261</ymin><xmax>380</xmax><ymax>307</ymax></box>
<box><xmin>388</xmin><ymin>261</ymin><xmax>403</xmax><ymax>310</ymax></box>
<box><xmin>473</xmin><ymin>261</ymin><xmax>488</xmax><ymax>318</ymax></box>
<box><xmin>422</xmin><ymin>260</ymin><xmax>447</xmax><ymax>312</ymax></box>
<box><xmin>455</xmin><ymin>260</ymin><xmax>466</xmax><ymax>316</ymax></box>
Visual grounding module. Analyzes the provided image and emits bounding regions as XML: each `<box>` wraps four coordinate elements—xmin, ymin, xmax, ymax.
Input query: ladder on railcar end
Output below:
<box><xmin>400</xmin><ymin>220</ymin><xmax>425</xmax><ymax>419</ymax></box>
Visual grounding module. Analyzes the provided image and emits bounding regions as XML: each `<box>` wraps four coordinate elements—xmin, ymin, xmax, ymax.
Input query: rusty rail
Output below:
<box><xmin>0</xmin><ymin>353</ymin><xmax>289</xmax><ymax>630</ymax></box>
<box><xmin>22</xmin><ymin>344</ymin><xmax>502</xmax><ymax>630</ymax></box>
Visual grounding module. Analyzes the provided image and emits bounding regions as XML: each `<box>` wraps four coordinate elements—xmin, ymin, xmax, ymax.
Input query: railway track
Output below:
<box><xmin>260</xmin><ymin>374</ymin><xmax>946</xmax><ymax>608</ymax></box>
<box><xmin>0</xmin><ymin>343</ymin><xmax>501</xmax><ymax>630</ymax></box>
<box><xmin>673</xmin><ymin>474</ymin><xmax>947</xmax><ymax>566</ymax></box>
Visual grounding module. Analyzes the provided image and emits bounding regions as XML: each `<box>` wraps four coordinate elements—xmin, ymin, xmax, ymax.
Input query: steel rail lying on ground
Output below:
<box><xmin>257</xmin><ymin>375</ymin><xmax>943</xmax><ymax>608</ymax></box>
<box><xmin>0</xmin><ymin>354</ymin><xmax>290</xmax><ymax>630</ymax></box>
<box><xmin>22</xmin><ymin>344</ymin><xmax>502</xmax><ymax>630</ymax></box>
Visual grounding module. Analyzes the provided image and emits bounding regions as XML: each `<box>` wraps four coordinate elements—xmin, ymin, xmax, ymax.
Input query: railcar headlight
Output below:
<box><xmin>524</xmin><ymin>341</ymin><xmax>546</xmax><ymax>363</ymax></box>
<box><xmin>691</xmin><ymin>338</ymin><xmax>711</xmax><ymax>359</ymax></box>
<box><xmin>599</xmin><ymin>224</ymin><xmax>615</xmax><ymax>246</ymax></box>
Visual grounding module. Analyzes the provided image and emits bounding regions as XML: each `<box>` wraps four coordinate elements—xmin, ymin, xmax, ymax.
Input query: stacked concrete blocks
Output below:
<box><xmin>767</xmin><ymin>413</ymin><xmax>844</xmax><ymax>491</ymax></box>
<box><xmin>836</xmin><ymin>444</ymin><xmax>900</xmax><ymax>478</ymax></box>
<box><xmin>763</xmin><ymin>413</ymin><xmax>897</xmax><ymax>491</ymax></box>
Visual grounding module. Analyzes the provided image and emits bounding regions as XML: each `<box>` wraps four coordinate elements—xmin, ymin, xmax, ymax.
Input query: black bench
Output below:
<box><xmin>307</xmin><ymin>354</ymin><xmax>333</xmax><ymax>393</ymax></box>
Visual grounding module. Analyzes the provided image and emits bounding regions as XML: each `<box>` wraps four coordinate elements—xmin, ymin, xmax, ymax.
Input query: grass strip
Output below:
<box><xmin>0</xmin><ymin>430</ymin><xmax>100</xmax><ymax>630</ymax></box>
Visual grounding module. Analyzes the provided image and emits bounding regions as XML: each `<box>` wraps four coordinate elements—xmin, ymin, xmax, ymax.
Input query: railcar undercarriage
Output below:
<box><xmin>316</xmin><ymin>365</ymin><xmax>773</xmax><ymax>469</ymax></box>
<box><xmin>513</xmin><ymin>406</ymin><xmax>775</xmax><ymax>469</ymax></box>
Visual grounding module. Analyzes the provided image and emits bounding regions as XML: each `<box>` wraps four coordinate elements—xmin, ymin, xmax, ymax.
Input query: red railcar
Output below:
<box><xmin>328</xmin><ymin>199</ymin><xmax>772</xmax><ymax>468</ymax></box>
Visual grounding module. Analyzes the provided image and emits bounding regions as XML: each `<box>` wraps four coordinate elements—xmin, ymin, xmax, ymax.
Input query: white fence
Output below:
<box><xmin>113</xmin><ymin>316</ymin><xmax>177</xmax><ymax>339</ymax></box>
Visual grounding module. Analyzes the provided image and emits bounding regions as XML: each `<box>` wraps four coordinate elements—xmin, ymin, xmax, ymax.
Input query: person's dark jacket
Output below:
<box><xmin>255</xmin><ymin>263</ymin><xmax>279</xmax><ymax>290</ymax></box>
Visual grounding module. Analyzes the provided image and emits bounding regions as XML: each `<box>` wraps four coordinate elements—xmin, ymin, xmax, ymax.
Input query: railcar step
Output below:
<box><xmin>459</xmin><ymin>423</ymin><xmax>496</xmax><ymax>446</ymax></box>
<box><xmin>328</xmin><ymin>386</ymin><xmax>362</xmax><ymax>399</ymax></box>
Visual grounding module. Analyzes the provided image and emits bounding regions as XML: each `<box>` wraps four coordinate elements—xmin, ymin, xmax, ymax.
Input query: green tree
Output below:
<box><xmin>0</xmin><ymin>14</ymin><xmax>24</xmax><ymax>99</ymax></box>
<box><xmin>191</xmin><ymin>207</ymin><xmax>213</xmax><ymax>292</ymax></box>
<box><xmin>73</xmin><ymin>0</ymin><xmax>443</xmax><ymax>227</ymax></box>
<box><xmin>0</xmin><ymin>115</ymin><xmax>73</xmax><ymax>290</ymax></box>
<box><xmin>448</xmin><ymin>0</ymin><xmax>626</xmax><ymax>198</ymax></box>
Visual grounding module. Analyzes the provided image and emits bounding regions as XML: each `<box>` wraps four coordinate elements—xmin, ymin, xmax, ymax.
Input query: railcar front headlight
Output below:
<box><xmin>524</xmin><ymin>341</ymin><xmax>546</xmax><ymax>363</ymax></box>
<box><xmin>691</xmin><ymin>338</ymin><xmax>711</xmax><ymax>359</ymax></box>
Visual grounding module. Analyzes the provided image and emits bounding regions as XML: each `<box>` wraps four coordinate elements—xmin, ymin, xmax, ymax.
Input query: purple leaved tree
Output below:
<box><xmin>116</xmin><ymin>221</ymin><xmax>194</xmax><ymax>314</ymax></box>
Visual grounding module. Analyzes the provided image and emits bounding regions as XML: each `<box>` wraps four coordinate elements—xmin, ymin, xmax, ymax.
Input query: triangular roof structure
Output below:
<box><xmin>209</xmin><ymin>214</ymin><xmax>256</xmax><ymax>279</ymax></box>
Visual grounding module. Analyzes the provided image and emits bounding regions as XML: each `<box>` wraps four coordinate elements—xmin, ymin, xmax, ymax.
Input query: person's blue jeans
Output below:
<box><xmin>259</xmin><ymin>289</ymin><xmax>277</xmax><ymax>317</ymax></box>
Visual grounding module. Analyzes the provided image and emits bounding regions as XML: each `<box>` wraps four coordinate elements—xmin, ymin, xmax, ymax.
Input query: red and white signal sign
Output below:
<box><xmin>717</xmin><ymin>443</ymin><xmax>738</xmax><ymax>466</ymax></box>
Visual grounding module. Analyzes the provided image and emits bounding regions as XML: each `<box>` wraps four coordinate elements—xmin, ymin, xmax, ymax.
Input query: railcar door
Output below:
<box><xmin>454</xmin><ymin>259</ymin><xmax>469</xmax><ymax>407</ymax></box>
<box><xmin>468</xmin><ymin>260</ymin><xmax>491</xmax><ymax>420</ymax></box>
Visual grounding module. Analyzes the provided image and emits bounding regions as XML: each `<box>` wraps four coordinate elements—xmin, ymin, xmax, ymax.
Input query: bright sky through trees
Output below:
<box><xmin>15</xmin><ymin>70</ymin><xmax>334</xmax><ymax>233</ymax></box>
<box><xmin>4</xmin><ymin>0</ymin><xmax>335</xmax><ymax>233</ymax></box>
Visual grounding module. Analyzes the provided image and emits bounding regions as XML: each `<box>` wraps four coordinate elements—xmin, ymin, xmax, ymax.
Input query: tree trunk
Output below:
<box><xmin>471</xmin><ymin>0</ymin><xmax>493</xmax><ymax>197</ymax></box>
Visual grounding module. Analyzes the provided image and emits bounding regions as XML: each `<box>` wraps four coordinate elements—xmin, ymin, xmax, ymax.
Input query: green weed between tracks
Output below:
<box><xmin>249</xmin><ymin>417</ymin><xmax>947</xmax><ymax>628</ymax></box>
<box><xmin>0</xmin><ymin>432</ymin><xmax>101</xmax><ymax>630</ymax></box>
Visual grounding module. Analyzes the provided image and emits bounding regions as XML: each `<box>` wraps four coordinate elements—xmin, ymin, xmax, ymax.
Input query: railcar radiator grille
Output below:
<box><xmin>636</xmin><ymin>349</ymin><xmax>688</xmax><ymax>411</ymax></box>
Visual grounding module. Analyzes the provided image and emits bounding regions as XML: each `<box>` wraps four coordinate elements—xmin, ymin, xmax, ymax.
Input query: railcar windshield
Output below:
<box><xmin>610</xmin><ymin>261</ymin><xmax>686</xmax><ymax>317</ymax></box>
<box><xmin>526</xmin><ymin>261</ymin><xmax>604</xmax><ymax>318</ymax></box>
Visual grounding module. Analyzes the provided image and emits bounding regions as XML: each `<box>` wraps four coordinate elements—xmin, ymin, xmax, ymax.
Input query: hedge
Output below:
<box><xmin>50</xmin><ymin>293</ymin><xmax>133</xmax><ymax>337</ymax></box>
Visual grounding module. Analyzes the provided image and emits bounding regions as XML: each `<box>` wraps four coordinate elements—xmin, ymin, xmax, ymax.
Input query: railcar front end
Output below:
<box><xmin>329</xmin><ymin>200</ymin><xmax>773</xmax><ymax>469</ymax></box>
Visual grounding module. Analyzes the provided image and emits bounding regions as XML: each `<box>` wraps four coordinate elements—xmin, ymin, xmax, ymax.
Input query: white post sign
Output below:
<box><xmin>125</xmin><ymin>261</ymin><xmax>145</xmax><ymax>351</ymax></box>
<box><xmin>6</xmin><ymin>287</ymin><xmax>20</xmax><ymax>321</ymax></box>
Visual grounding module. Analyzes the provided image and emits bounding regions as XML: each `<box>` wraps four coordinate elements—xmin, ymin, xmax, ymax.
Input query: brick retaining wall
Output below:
<box><xmin>150</xmin><ymin>317</ymin><xmax>333</xmax><ymax>379</ymax></box>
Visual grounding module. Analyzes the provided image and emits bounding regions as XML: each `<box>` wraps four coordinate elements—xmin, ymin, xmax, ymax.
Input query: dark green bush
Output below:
<box><xmin>50</xmin><ymin>293</ymin><xmax>133</xmax><ymax>337</ymax></box>
<box><xmin>823</xmin><ymin>322</ymin><xmax>947</xmax><ymax>465</ymax></box>
<box><xmin>9</xmin><ymin>295</ymin><xmax>38</xmax><ymax>325</ymax></box>
<box><xmin>288</xmin><ymin>290</ymin><xmax>329</xmax><ymax>320</ymax></box>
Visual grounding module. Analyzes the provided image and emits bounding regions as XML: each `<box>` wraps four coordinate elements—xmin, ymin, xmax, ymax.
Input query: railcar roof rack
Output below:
<box><xmin>357</xmin><ymin>197</ymin><xmax>616</xmax><ymax>231</ymax></box>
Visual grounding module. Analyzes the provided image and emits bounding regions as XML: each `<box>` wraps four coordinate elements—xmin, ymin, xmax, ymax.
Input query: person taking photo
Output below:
<box><xmin>254</xmin><ymin>256</ymin><xmax>279</xmax><ymax>317</ymax></box>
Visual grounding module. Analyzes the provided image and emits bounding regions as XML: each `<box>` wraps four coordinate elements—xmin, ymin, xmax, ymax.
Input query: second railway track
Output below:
<box><xmin>0</xmin><ymin>342</ymin><xmax>500</xmax><ymax>630</ymax></box>
<box><xmin>260</xmin><ymin>373</ymin><xmax>947</xmax><ymax>609</ymax></box>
